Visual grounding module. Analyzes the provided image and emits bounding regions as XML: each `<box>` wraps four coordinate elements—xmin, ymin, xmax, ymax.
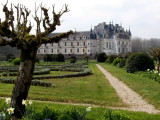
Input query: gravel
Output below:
<box><xmin>97</xmin><ymin>64</ymin><xmax>160</xmax><ymax>114</ymax></box>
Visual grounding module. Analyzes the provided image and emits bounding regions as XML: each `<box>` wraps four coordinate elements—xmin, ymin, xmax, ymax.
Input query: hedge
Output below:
<box><xmin>0</xmin><ymin>78</ymin><xmax>53</xmax><ymax>87</ymax></box>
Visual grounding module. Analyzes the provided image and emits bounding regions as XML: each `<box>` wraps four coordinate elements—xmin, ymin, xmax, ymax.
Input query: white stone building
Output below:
<box><xmin>37</xmin><ymin>22</ymin><xmax>131</xmax><ymax>56</ymax></box>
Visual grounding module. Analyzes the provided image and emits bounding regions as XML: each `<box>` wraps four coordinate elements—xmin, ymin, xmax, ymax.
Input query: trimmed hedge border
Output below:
<box><xmin>0</xmin><ymin>78</ymin><xmax>53</xmax><ymax>87</ymax></box>
<box><xmin>0</xmin><ymin>63</ymin><xmax>92</xmax><ymax>79</ymax></box>
<box><xmin>33</xmin><ymin>68</ymin><xmax>92</xmax><ymax>80</ymax></box>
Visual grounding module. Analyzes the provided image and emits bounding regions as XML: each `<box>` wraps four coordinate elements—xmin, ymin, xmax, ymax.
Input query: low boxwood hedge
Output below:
<box><xmin>0</xmin><ymin>78</ymin><xmax>53</xmax><ymax>87</ymax></box>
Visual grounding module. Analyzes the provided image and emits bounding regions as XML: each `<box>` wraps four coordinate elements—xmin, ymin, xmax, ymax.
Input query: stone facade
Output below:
<box><xmin>37</xmin><ymin>22</ymin><xmax>131</xmax><ymax>56</ymax></box>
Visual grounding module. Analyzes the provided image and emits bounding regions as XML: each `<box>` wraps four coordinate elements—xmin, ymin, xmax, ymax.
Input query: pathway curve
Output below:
<box><xmin>96</xmin><ymin>64</ymin><xmax>160</xmax><ymax>114</ymax></box>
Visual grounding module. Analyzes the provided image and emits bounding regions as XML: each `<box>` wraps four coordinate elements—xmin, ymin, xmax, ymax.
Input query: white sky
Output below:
<box><xmin>0</xmin><ymin>0</ymin><xmax>160</xmax><ymax>39</ymax></box>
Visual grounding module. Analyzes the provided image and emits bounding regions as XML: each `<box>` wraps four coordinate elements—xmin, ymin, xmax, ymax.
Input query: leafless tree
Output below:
<box><xmin>0</xmin><ymin>1</ymin><xmax>74</xmax><ymax>119</ymax></box>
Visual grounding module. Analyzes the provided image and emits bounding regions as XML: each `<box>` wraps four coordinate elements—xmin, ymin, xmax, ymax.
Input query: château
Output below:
<box><xmin>37</xmin><ymin>22</ymin><xmax>132</xmax><ymax>56</ymax></box>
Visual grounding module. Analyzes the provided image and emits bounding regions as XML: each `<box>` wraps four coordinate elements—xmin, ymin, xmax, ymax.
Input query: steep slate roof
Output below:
<box><xmin>48</xmin><ymin>22</ymin><xmax>131</xmax><ymax>40</ymax></box>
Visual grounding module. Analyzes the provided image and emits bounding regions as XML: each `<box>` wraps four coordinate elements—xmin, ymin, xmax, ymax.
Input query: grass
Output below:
<box><xmin>100</xmin><ymin>63</ymin><xmax>160</xmax><ymax>110</ymax></box>
<box><xmin>1</xmin><ymin>99</ymin><xmax>160</xmax><ymax>120</ymax></box>
<box><xmin>0</xmin><ymin>63</ymin><xmax>124</xmax><ymax>107</ymax></box>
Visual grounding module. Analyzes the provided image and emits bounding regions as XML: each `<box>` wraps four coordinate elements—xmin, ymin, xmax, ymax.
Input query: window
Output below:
<box><xmin>119</xmin><ymin>48</ymin><xmax>120</xmax><ymax>52</ymax></box>
<box><xmin>83</xmin><ymin>42</ymin><xmax>85</xmax><ymax>46</ymax></box>
<box><xmin>51</xmin><ymin>49</ymin><xmax>53</xmax><ymax>53</ymax></box>
<box><xmin>58</xmin><ymin>43</ymin><xmax>60</xmax><ymax>46</ymax></box>
<box><xmin>88</xmin><ymin>43</ymin><xmax>89</xmax><ymax>45</ymax></box>
<box><xmin>51</xmin><ymin>43</ymin><xmax>53</xmax><ymax>46</ymax></box>
<box><xmin>44</xmin><ymin>49</ymin><xmax>46</xmax><ymax>53</ymax></box>
<box><xmin>83</xmin><ymin>49</ymin><xmax>85</xmax><ymax>53</ymax></box>
<box><xmin>122</xmin><ymin>48</ymin><xmax>124</xmax><ymax>53</ymax></box>
<box><xmin>106</xmin><ymin>42</ymin><xmax>108</xmax><ymax>48</ymax></box>
<box><xmin>70</xmin><ymin>49</ymin><xmax>72</xmax><ymax>53</ymax></box>
<box><xmin>77</xmin><ymin>42</ymin><xmax>79</xmax><ymax>46</ymax></box>
<box><xmin>77</xmin><ymin>48</ymin><xmax>79</xmax><ymax>53</ymax></box>
<box><xmin>109</xmin><ymin>42</ymin><xmax>111</xmax><ymax>49</ymax></box>
<box><xmin>57</xmin><ymin>49</ymin><xmax>59</xmax><ymax>53</ymax></box>
<box><xmin>65</xmin><ymin>42</ymin><xmax>67</xmax><ymax>46</ymax></box>
<box><xmin>71</xmin><ymin>42</ymin><xmax>73</xmax><ymax>46</ymax></box>
<box><xmin>65</xmin><ymin>49</ymin><xmax>67</xmax><ymax>53</ymax></box>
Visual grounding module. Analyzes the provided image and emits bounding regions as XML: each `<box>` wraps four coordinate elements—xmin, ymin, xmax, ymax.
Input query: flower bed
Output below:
<box><xmin>135</xmin><ymin>69</ymin><xmax>160</xmax><ymax>83</ymax></box>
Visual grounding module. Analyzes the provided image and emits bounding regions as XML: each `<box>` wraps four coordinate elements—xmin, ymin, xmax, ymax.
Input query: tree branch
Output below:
<box><xmin>42</xmin><ymin>30</ymin><xmax>74</xmax><ymax>44</ymax></box>
<box><xmin>41</xmin><ymin>4</ymin><xmax>70</xmax><ymax>37</ymax></box>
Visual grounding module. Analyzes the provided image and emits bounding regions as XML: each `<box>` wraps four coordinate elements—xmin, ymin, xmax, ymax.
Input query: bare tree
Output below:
<box><xmin>0</xmin><ymin>1</ymin><xmax>74</xmax><ymax>119</ymax></box>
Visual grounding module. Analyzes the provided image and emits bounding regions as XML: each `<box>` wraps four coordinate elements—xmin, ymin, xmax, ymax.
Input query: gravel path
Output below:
<box><xmin>96</xmin><ymin>64</ymin><xmax>160</xmax><ymax>114</ymax></box>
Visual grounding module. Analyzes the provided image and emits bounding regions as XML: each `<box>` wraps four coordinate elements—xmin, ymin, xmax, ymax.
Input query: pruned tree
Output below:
<box><xmin>150</xmin><ymin>47</ymin><xmax>160</xmax><ymax>73</ymax></box>
<box><xmin>0</xmin><ymin>1</ymin><xmax>74</xmax><ymax>119</ymax></box>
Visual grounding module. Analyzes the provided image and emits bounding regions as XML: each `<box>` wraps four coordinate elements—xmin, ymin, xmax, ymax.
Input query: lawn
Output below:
<box><xmin>100</xmin><ymin>63</ymin><xmax>160</xmax><ymax>110</ymax></box>
<box><xmin>0</xmin><ymin>63</ymin><xmax>124</xmax><ymax>107</ymax></box>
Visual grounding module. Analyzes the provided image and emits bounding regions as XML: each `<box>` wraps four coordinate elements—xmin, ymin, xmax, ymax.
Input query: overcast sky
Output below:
<box><xmin>0</xmin><ymin>0</ymin><xmax>160</xmax><ymax>39</ymax></box>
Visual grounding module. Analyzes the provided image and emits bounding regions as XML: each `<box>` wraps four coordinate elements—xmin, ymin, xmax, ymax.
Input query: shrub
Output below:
<box><xmin>97</xmin><ymin>53</ymin><xmax>107</xmax><ymax>62</ymax></box>
<box><xmin>44</xmin><ymin>54</ymin><xmax>53</xmax><ymax>62</ymax></box>
<box><xmin>70</xmin><ymin>59</ymin><xmax>76</xmax><ymax>63</ymax></box>
<box><xmin>106</xmin><ymin>55</ymin><xmax>116</xmax><ymax>64</ymax></box>
<box><xmin>12</xmin><ymin>58</ymin><xmax>20</xmax><ymax>65</ymax></box>
<box><xmin>2</xmin><ymin>72</ymin><xmax>7</xmax><ymax>76</ymax></box>
<box><xmin>126</xmin><ymin>52</ymin><xmax>154</xmax><ymax>73</ymax></box>
<box><xmin>58</xmin><ymin>114</ymin><xmax>72</xmax><ymax>120</ymax></box>
<box><xmin>6</xmin><ymin>53</ymin><xmax>15</xmax><ymax>61</ymax></box>
<box><xmin>84</xmin><ymin>56</ymin><xmax>89</xmax><ymax>63</ymax></box>
<box><xmin>8</xmin><ymin>59</ymin><xmax>13</xmax><ymax>62</ymax></box>
<box><xmin>56</xmin><ymin>53</ymin><xmax>65</xmax><ymax>62</ymax></box>
<box><xmin>70</xmin><ymin>56</ymin><xmax>77</xmax><ymax>63</ymax></box>
<box><xmin>119</xmin><ymin>59</ymin><xmax>126</xmax><ymax>68</ymax></box>
<box><xmin>104</xmin><ymin>109</ymin><xmax>132</xmax><ymax>120</ymax></box>
<box><xmin>112</xmin><ymin>58</ymin><xmax>121</xmax><ymax>66</ymax></box>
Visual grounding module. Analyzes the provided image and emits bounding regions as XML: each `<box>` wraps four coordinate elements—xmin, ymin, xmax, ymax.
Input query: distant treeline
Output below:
<box><xmin>0</xmin><ymin>45</ymin><xmax>20</xmax><ymax>60</ymax></box>
<box><xmin>132</xmin><ymin>38</ymin><xmax>160</xmax><ymax>53</ymax></box>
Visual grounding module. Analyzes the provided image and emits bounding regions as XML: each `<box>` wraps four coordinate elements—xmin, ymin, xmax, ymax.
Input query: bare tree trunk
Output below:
<box><xmin>11</xmin><ymin>50</ymin><xmax>36</xmax><ymax>119</ymax></box>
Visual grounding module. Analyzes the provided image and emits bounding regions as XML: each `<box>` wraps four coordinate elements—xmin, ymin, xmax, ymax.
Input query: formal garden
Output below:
<box><xmin>0</xmin><ymin>51</ymin><xmax>160</xmax><ymax>120</ymax></box>
<box><xmin>0</xmin><ymin>1</ymin><xmax>160</xmax><ymax>119</ymax></box>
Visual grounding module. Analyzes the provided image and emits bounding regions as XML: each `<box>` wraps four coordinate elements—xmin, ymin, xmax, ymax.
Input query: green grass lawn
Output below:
<box><xmin>0</xmin><ymin>63</ymin><xmax>124</xmax><ymax>107</ymax></box>
<box><xmin>100</xmin><ymin>63</ymin><xmax>160</xmax><ymax>110</ymax></box>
